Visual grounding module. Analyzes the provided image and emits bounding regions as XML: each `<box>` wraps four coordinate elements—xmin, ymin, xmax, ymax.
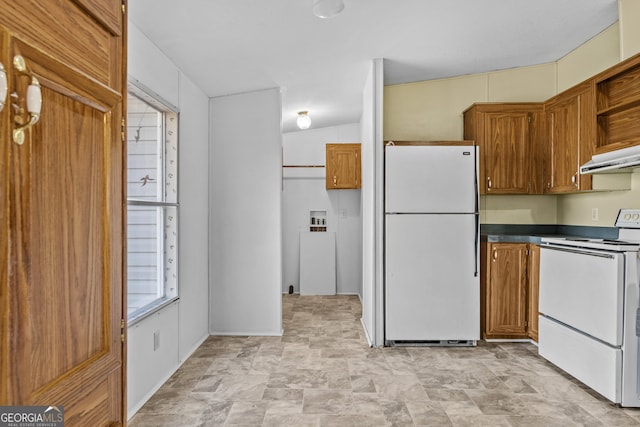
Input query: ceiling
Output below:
<box><xmin>129</xmin><ymin>0</ymin><xmax>618</xmax><ymax>133</ymax></box>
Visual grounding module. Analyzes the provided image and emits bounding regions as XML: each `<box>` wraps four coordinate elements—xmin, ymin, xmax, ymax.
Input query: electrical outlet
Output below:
<box><xmin>592</xmin><ymin>208</ymin><xmax>599</xmax><ymax>221</ymax></box>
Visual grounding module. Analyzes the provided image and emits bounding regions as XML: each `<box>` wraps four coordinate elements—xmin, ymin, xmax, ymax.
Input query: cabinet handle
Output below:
<box><xmin>333</xmin><ymin>176</ymin><xmax>337</xmax><ymax>186</ymax></box>
<box><xmin>492</xmin><ymin>249</ymin><xmax>497</xmax><ymax>262</ymax></box>
<box><xmin>0</xmin><ymin>63</ymin><xmax>6</xmax><ymax>112</ymax></box>
<box><xmin>571</xmin><ymin>173</ymin><xmax>577</xmax><ymax>185</ymax></box>
<box><xmin>487</xmin><ymin>177</ymin><xmax>492</xmax><ymax>189</ymax></box>
<box><xmin>12</xmin><ymin>55</ymin><xmax>42</xmax><ymax>145</ymax></box>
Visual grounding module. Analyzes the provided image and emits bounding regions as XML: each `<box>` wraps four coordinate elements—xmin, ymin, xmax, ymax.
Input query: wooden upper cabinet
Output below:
<box><xmin>485</xmin><ymin>112</ymin><xmax>530</xmax><ymax>193</ymax></box>
<box><xmin>463</xmin><ymin>103</ymin><xmax>544</xmax><ymax>195</ymax></box>
<box><xmin>544</xmin><ymin>81</ymin><xmax>594</xmax><ymax>193</ymax></box>
<box><xmin>326</xmin><ymin>143</ymin><xmax>361</xmax><ymax>189</ymax></box>
<box><xmin>594</xmin><ymin>54</ymin><xmax>640</xmax><ymax>154</ymax></box>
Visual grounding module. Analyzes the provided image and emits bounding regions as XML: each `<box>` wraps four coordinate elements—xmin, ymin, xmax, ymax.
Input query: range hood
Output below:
<box><xmin>580</xmin><ymin>145</ymin><xmax>640</xmax><ymax>174</ymax></box>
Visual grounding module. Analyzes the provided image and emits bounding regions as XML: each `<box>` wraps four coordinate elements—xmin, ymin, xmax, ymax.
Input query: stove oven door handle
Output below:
<box><xmin>541</xmin><ymin>244</ymin><xmax>616</xmax><ymax>259</ymax></box>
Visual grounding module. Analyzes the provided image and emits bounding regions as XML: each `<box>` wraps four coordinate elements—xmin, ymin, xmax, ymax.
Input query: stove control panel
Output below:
<box><xmin>615</xmin><ymin>209</ymin><xmax>640</xmax><ymax>228</ymax></box>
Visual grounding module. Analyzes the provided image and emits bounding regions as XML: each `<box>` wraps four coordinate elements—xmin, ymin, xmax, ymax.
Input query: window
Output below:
<box><xmin>127</xmin><ymin>84</ymin><xmax>179</xmax><ymax>323</ymax></box>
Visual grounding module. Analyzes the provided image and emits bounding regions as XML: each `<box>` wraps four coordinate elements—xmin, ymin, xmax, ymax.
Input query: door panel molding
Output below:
<box><xmin>0</xmin><ymin>0</ymin><xmax>126</xmax><ymax>422</ymax></box>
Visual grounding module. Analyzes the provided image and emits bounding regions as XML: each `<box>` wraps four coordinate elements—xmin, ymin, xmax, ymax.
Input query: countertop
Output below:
<box><xmin>481</xmin><ymin>224</ymin><xmax>618</xmax><ymax>244</ymax></box>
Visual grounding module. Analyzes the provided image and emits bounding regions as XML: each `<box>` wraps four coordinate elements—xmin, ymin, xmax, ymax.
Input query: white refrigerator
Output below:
<box><xmin>385</xmin><ymin>144</ymin><xmax>479</xmax><ymax>344</ymax></box>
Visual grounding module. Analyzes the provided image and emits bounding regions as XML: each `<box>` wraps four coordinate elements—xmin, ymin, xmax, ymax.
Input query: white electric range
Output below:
<box><xmin>539</xmin><ymin>209</ymin><xmax>640</xmax><ymax>407</ymax></box>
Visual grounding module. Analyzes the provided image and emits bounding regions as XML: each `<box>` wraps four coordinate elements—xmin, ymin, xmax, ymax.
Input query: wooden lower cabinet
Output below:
<box><xmin>527</xmin><ymin>244</ymin><xmax>540</xmax><ymax>341</ymax></box>
<box><xmin>480</xmin><ymin>242</ymin><xmax>539</xmax><ymax>341</ymax></box>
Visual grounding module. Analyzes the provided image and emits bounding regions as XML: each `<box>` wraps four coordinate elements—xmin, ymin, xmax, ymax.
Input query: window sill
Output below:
<box><xmin>127</xmin><ymin>296</ymin><xmax>180</xmax><ymax>327</ymax></box>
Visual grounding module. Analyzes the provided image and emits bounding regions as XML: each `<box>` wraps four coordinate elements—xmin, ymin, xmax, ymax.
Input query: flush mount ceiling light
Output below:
<box><xmin>297</xmin><ymin>111</ymin><xmax>311</xmax><ymax>129</ymax></box>
<box><xmin>312</xmin><ymin>0</ymin><xmax>345</xmax><ymax>19</ymax></box>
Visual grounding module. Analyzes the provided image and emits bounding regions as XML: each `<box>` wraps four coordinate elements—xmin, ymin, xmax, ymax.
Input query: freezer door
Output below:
<box><xmin>385</xmin><ymin>214</ymin><xmax>480</xmax><ymax>341</ymax></box>
<box><xmin>385</xmin><ymin>145</ymin><xmax>477</xmax><ymax>213</ymax></box>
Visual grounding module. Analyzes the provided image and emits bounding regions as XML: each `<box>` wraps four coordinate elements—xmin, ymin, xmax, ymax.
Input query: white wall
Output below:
<box><xmin>178</xmin><ymin>74</ymin><xmax>211</xmax><ymax>360</ymax></box>
<box><xmin>127</xmin><ymin>21</ymin><xmax>210</xmax><ymax>419</ymax></box>
<box><xmin>556</xmin><ymin>23</ymin><xmax>620</xmax><ymax>92</ymax></box>
<box><xmin>283</xmin><ymin>124</ymin><xmax>359</xmax><ymax>166</ymax></box>
<box><xmin>209</xmin><ymin>88</ymin><xmax>283</xmax><ymax>336</ymax></box>
<box><xmin>128</xmin><ymin>23</ymin><xmax>179</xmax><ymax>108</ymax></box>
<box><xmin>127</xmin><ymin>302</ymin><xmax>179</xmax><ymax>418</ymax></box>
<box><xmin>619</xmin><ymin>0</ymin><xmax>640</xmax><ymax>59</ymax></box>
<box><xmin>361</xmin><ymin>59</ymin><xmax>385</xmax><ymax>347</ymax></box>
<box><xmin>282</xmin><ymin>124</ymin><xmax>362</xmax><ymax>295</ymax></box>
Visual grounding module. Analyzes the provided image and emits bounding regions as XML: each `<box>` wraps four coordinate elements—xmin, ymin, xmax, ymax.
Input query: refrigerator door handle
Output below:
<box><xmin>473</xmin><ymin>146</ymin><xmax>479</xmax><ymax>277</ymax></box>
<box><xmin>474</xmin><ymin>213</ymin><xmax>479</xmax><ymax>277</ymax></box>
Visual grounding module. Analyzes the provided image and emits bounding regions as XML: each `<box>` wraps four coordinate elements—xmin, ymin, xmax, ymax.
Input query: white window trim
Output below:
<box><xmin>126</xmin><ymin>81</ymin><xmax>180</xmax><ymax>326</ymax></box>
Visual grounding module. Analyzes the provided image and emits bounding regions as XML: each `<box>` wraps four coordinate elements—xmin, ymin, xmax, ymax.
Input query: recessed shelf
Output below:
<box><xmin>596</xmin><ymin>97</ymin><xmax>640</xmax><ymax>117</ymax></box>
<box><xmin>594</xmin><ymin>56</ymin><xmax>640</xmax><ymax>153</ymax></box>
<box><xmin>309</xmin><ymin>210</ymin><xmax>327</xmax><ymax>232</ymax></box>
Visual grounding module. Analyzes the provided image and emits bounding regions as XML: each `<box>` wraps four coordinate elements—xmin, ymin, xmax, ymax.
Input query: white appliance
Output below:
<box><xmin>580</xmin><ymin>145</ymin><xmax>640</xmax><ymax>174</ymax></box>
<box><xmin>384</xmin><ymin>143</ymin><xmax>479</xmax><ymax>345</ymax></box>
<box><xmin>539</xmin><ymin>209</ymin><xmax>640</xmax><ymax>407</ymax></box>
<box><xmin>300</xmin><ymin>231</ymin><xmax>336</xmax><ymax>295</ymax></box>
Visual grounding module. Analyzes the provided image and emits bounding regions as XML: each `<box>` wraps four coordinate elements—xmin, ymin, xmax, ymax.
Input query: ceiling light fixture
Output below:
<box><xmin>297</xmin><ymin>111</ymin><xmax>311</xmax><ymax>129</ymax></box>
<box><xmin>312</xmin><ymin>0</ymin><xmax>345</xmax><ymax>19</ymax></box>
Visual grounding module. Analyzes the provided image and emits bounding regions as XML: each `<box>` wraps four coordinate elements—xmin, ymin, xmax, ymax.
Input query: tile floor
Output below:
<box><xmin>130</xmin><ymin>295</ymin><xmax>640</xmax><ymax>426</ymax></box>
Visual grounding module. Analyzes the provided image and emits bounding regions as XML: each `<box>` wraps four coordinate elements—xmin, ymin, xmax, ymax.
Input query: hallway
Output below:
<box><xmin>130</xmin><ymin>295</ymin><xmax>640</xmax><ymax>426</ymax></box>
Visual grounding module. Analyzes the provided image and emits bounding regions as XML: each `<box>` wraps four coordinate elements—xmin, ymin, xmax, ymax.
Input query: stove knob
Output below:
<box><xmin>624</xmin><ymin>213</ymin><xmax>632</xmax><ymax>220</ymax></box>
<box><xmin>633</xmin><ymin>213</ymin><xmax>640</xmax><ymax>221</ymax></box>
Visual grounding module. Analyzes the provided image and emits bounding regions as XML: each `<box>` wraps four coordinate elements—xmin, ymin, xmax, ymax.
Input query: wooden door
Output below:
<box><xmin>527</xmin><ymin>244</ymin><xmax>540</xmax><ymax>342</ymax></box>
<box><xmin>484</xmin><ymin>112</ymin><xmax>530</xmax><ymax>193</ymax></box>
<box><xmin>547</xmin><ymin>95</ymin><xmax>580</xmax><ymax>193</ymax></box>
<box><xmin>485</xmin><ymin>243</ymin><xmax>528</xmax><ymax>338</ymax></box>
<box><xmin>326</xmin><ymin>143</ymin><xmax>361</xmax><ymax>189</ymax></box>
<box><xmin>0</xmin><ymin>1</ymin><xmax>126</xmax><ymax>425</ymax></box>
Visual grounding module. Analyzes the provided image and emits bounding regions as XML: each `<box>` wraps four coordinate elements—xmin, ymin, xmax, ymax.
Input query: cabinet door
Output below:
<box><xmin>527</xmin><ymin>244</ymin><xmax>540</xmax><ymax>342</ymax></box>
<box><xmin>0</xmin><ymin>2</ymin><xmax>125</xmax><ymax>424</ymax></box>
<box><xmin>547</xmin><ymin>96</ymin><xmax>580</xmax><ymax>192</ymax></box>
<box><xmin>545</xmin><ymin>83</ymin><xmax>594</xmax><ymax>193</ymax></box>
<box><xmin>485</xmin><ymin>243</ymin><xmax>528</xmax><ymax>338</ymax></box>
<box><xmin>326</xmin><ymin>143</ymin><xmax>361</xmax><ymax>189</ymax></box>
<box><xmin>484</xmin><ymin>112</ymin><xmax>530</xmax><ymax>193</ymax></box>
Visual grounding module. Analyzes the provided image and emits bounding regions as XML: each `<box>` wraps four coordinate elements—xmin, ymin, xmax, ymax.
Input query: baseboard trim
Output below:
<box><xmin>484</xmin><ymin>338</ymin><xmax>538</xmax><ymax>345</ymax></box>
<box><xmin>208</xmin><ymin>330</ymin><xmax>283</xmax><ymax>337</ymax></box>
<box><xmin>127</xmin><ymin>366</ymin><xmax>178</xmax><ymax>421</ymax></box>
<box><xmin>179</xmin><ymin>333</ymin><xmax>209</xmax><ymax>363</ymax></box>
<box><xmin>128</xmin><ymin>333</ymin><xmax>210</xmax><ymax>421</ymax></box>
<box><xmin>360</xmin><ymin>317</ymin><xmax>373</xmax><ymax>347</ymax></box>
